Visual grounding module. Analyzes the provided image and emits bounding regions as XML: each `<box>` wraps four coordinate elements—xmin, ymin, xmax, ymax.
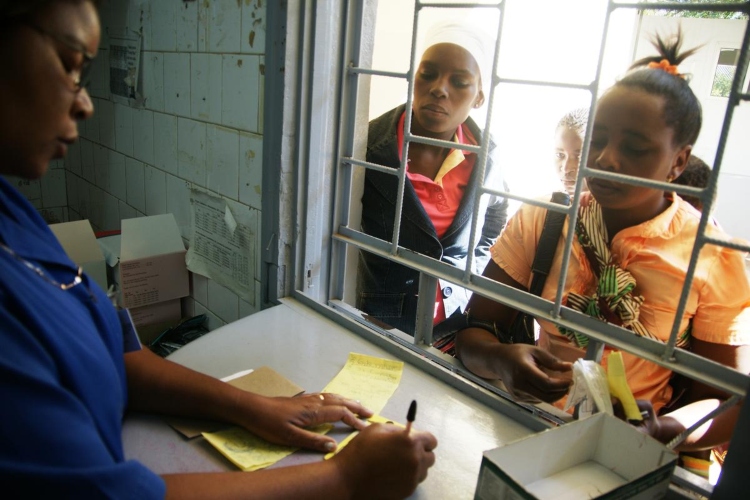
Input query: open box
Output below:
<box><xmin>475</xmin><ymin>413</ymin><xmax>677</xmax><ymax>500</ymax></box>
<box><xmin>49</xmin><ymin>219</ymin><xmax>108</xmax><ymax>291</ymax></box>
<box><xmin>120</xmin><ymin>214</ymin><xmax>189</xmax><ymax>309</ymax></box>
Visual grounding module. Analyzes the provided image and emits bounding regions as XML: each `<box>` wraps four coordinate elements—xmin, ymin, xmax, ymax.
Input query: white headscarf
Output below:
<box><xmin>419</xmin><ymin>20</ymin><xmax>495</xmax><ymax>92</ymax></box>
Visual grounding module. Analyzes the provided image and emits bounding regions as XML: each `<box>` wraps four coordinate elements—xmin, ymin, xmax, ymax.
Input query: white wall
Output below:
<box><xmin>62</xmin><ymin>0</ymin><xmax>267</xmax><ymax>330</ymax></box>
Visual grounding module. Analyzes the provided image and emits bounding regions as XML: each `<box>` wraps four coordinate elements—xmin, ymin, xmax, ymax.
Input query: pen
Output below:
<box><xmin>405</xmin><ymin>400</ymin><xmax>417</xmax><ymax>434</ymax></box>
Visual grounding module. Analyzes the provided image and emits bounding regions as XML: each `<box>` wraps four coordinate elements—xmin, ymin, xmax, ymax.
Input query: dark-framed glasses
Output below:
<box><xmin>25</xmin><ymin>22</ymin><xmax>95</xmax><ymax>92</ymax></box>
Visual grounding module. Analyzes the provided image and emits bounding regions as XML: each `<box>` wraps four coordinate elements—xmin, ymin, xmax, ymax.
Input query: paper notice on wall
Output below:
<box><xmin>186</xmin><ymin>190</ymin><xmax>255</xmax><ymax>304</ymax></box>
<box><xmin>109</xmin><ymin>35</ymin><xmax>141</xmax><ymax>104</ymax></box>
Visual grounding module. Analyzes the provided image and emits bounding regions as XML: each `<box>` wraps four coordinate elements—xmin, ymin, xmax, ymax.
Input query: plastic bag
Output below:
<box><xmin>564</xmin><ymin>359</ymin><xmax>613</xmax><ymax>418</ymax></box>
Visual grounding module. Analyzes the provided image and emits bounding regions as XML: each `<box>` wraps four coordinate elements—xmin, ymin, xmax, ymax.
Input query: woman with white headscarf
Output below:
<box><xmin>358</xmin><ymin>20</ymin><xmax>508</xmax><ymax>341</ymax></box>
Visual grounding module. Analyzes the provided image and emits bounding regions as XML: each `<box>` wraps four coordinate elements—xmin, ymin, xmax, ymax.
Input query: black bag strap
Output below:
<box><xmin>528</xmin><ymin>191</ymin><xmax>570</xmax><ymax>297</ymax></box>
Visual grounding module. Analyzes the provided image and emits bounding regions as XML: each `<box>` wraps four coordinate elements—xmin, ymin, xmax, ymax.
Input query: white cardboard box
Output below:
<box><xmin>49</xmin><ymin>220</ymin><xmax>108</xmax><ymax>291</ymax></box>
<box><xmin>120</xmin><ymin>214</ymin><xmax>189</xmax><ymax>309</ymax></box>
<box><xmin>475</xmin><ymin>413</ymin><xmax>677</xmax><ymax>500</ymax></box>
<box><xmin>129</xmin><ymin>298</ymin><xmax>182</xmax><ymax>336</ymax></box>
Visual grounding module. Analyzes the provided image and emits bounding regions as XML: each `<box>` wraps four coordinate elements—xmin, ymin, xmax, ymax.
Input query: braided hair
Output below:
<box><xmin>556</xmin><ymin>107</ymin><xmax>589</xmax><ymax>136</ymax></box>
<box><xmin>615</xmin><ymin>27</ymin><xmax>702</xmax><ymax>148</ymax></box>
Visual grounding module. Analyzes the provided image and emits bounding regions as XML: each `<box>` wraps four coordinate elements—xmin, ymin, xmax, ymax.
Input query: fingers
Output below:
<box><xmin>534</xmin><ymin>348</ymin><xmax>574</xmax><ymax>374</ymax></box>
<box><xmin>311</xmin><ymin>392</ymin><xmax>374</xmax><ymax>419</ymax></box>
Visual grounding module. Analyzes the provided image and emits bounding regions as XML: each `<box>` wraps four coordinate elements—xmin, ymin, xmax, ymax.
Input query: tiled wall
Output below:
<box><xmin>34</xmin><ymin>0</ymin><xmax>266</xmax><ymax>330</ymax></box>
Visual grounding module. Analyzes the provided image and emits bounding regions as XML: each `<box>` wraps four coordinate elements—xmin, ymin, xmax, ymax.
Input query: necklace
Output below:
<box><xmin>0</xmin><ymin>241</ymin><xmax>84</xmax><ymax>291</ymax></box>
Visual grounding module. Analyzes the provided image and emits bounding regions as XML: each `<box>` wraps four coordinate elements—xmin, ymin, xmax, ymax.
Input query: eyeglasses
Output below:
<box><xmin>25</xmin><ymin>22</ymin><xmax>95</xmax><ymax>92</ymax></box>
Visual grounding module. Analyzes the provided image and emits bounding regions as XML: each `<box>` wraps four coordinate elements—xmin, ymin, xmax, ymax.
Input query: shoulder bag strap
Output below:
<box><xmin>528</xmin><ymin>191</ymin><xmax>570</xmax><ymax>297</ymax></box>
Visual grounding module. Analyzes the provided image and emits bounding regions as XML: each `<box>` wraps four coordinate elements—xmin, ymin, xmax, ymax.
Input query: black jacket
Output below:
<box><xmin>357</xmin><ymin>104</ymin><xmax>509</xmax><ymax>334</ymax></box>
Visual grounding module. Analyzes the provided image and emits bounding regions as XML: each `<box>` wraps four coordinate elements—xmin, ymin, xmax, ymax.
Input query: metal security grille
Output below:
<box><xmin>288</xmin><ymin>0</ymin><xmax>750</xmax><ymax>490</ymax></box>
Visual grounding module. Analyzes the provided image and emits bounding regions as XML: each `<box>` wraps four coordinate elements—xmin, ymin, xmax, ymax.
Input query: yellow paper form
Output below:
<box><xmin>202</xmin><ymin>353</ymin><xmax>404</xmax><ymax>471</ymax></box>
<box><xmin>324</xmin><ymin>414</ymin><xmax>405</xmax><ymax>460</ymax></box>
<box><xmin>322</xmin><ymin>352</ymin><xmax>404</xmax><ymax>415</ymax></box>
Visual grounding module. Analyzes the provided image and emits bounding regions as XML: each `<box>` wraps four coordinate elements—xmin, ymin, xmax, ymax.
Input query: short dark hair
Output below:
<box><xmin>556</xmin><ymin>107</ymin><xmax>589</xmax><ymax>137</ymax></box>
<box><xmin>614</xmin><ymin>27</ymin><xmax>702</xmax><ymax>148</ymax></box>
<box><xmin>672</xmin><ymin>155</ymin><xmax>711</xmax><ymax>210</ymax></box>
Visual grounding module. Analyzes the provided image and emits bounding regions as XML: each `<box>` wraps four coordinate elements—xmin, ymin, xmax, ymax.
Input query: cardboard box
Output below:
<box><xmin>120</xmin><ymin>214</ymin><xmax>189</xmax><ymax>309</ymax></box>
<box><xmin>475</xmin><ymin>413</ymin><xmax>677</xmax><ymax>500</ymax></box>
<box><xmin>129</xmin><ymin>298</ymin><xmax>182</xmax><ymax>331</ymax></box>
<box><xmin>49</xmin><ymin>220</ymin><xmax>108</xmax><ymax>291</ymax></box>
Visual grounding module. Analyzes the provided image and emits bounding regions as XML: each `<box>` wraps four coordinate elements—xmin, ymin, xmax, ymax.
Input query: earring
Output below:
<box><xmin>667</xmin><ymin>175</ymin><xmax>674</xmax><ymax>183</ymax></box>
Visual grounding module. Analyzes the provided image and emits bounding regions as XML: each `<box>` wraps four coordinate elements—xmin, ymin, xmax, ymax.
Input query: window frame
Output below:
<box><xmin>275</xmin><ymin>0</ymin><xmax>750</xmax><ymax>488</ymax></box>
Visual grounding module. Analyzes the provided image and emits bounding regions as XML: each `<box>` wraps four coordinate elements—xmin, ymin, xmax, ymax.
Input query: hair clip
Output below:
<box><xmin>647</xmin><ymin>59</ymin><xmax>681</xmax><ymax>77</ymax></box>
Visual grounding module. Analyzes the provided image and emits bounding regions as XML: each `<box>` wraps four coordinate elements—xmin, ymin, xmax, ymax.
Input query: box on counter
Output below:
<box><xmin>475</xmin><ymin>413</ymin><xmax>678</xmax><ymax>500</ymax></box>
<box><xmin>120</xmin><ymin>214</ymin><xmax>189</xmax><ymax>309</ymax></box>
<box><xmin>49</xmin><ymin>220</ymin><xmax>108</xmax><ymax>291</ymax></box>
<box><xmin>128</xmin><ymin>299</ymin><xmax>183</xmax><ymax>343</ymax></box>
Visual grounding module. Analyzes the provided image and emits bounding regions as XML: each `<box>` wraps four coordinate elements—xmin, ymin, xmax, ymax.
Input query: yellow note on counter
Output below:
<box><xmin>324</xmin><ymin>414</ymin><xmax>405</xmax><ymax>460</ymax></box>
<box><xmin>202</xmin><ymin>424</ymin><xmax>332</xmax><ymax>471</ymax></box>
<box><xmin>322</xmin><ymin>352</ymin><xmax>404</xmax><ymax>415</ymax></box>
<box><xmin>202</xmin><ymin>353</ymin><xmax>403</xmax><ymax>472</ymax></box>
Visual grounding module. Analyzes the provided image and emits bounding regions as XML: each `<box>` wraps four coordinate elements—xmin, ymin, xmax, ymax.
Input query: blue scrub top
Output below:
<box><xmin>0</xmin><ymin>177</ymin><xmax>165</xmax><ymax>497</ymax></box>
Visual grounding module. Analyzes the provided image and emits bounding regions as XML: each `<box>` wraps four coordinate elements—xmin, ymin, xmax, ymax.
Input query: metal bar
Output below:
<box><xmin>480</xmin><ymin>186</ymin><xmax>574</xmax><ymax>215</ymax></box>
<box><xmin>342</xmin><ymin>156</ymin><xmax>403</xmax><ymax>176</ymax></box>
<box><xmin>613</xmin><ymin>1</ymin><xmax>750</xmax><ymax>14</ymax></box>
<box><xmin>347</xmin><ymin>65</ymin><xmax>409</xmax><ymax>79</ymax></box>
<box><xmin>463</xmin><ymin>2</ymin><xmax>506</xmax><ymax>284</ymax></box>
<box><xmin>403</xmin><ymin>132</ymin><xmax>483</xmax><ymax>154</ymax></box>
<box><xmin>333</xmin><ymin>226</ymin><xmax>750</xmax><ymax>397</ymax></box>
<box><xmin>415</xmin><ymin>273</ymin><xmax>439</xmax><ymax>345</ymax></box>
<box><xmin>666</xmin><ymin>395</ymin><xmax>741</xmax><ymax>449</ymax></box>
<box><xmin>418</xmin><ymin>1</ymin><xmax>502</xmax><ymax>8</ymax></box>
<box><xmin>496</xmin><ymin>76</ymin><xmax>594</xmax><ymax>92</ymax></box>
<box><xmin>704</xmin><ymin>235</ymin><xmax>750</xmax><ymax>253</ymax></box>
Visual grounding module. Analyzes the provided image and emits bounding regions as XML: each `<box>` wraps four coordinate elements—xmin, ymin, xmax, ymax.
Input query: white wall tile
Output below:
<box><xmin>133</xmin><ymin>109</ymin><xmax>155</xmax><ymax>165</ymax></box>
<box><xmin>166</xmin><ymin>174</ymin><xmax>192</xmax><ymax>240</ymax></box>
<box><xmin>176</xmin><ymin>0</ymin><xmax>199</xmax><ymax>51</ymax></box>
<box><xmin>89</xmin><ymin>185</ymin><xmax>105</xmax><ymax>229</ymax></box>
<box><xmin>108</xmin><ymin>150</ymin><xmax>127</xmax><ymax>201</ymax></box>
<box><xmin>41</xmin><ymin>170</ymin><xmax>67</xmax><ymax>207</ymax></box>
<box><xmin>194</xmin><ymin>300</ymin><xmax>225</xmax><ymax>331</ymax></box>
<box><xmin>119</xmin><ymin>200</ymin><xmax>137</xmax><ymax>221</ymax></box>
<box><xmin>207</xmin><ymin>280</ymin><xmax>239</xmax><ymax>323</ymax></box>
<box><xmin>141</xmin><ymin>52</ymin><xmax>164</xmax><ymax>112</ymax></box>
<box><xmin>153</xmin><ymin>112</ymin><xmax>179</xmax><ymax>176</ymax></box>
<box><xmin>190</xmin><ymin>53</ymin><xmax>222</xmax><ymax>123</ymax></box>
<box><xmin>221</xmin><ymin>55</ymin><xmax>260</xmax><ymax>132</ymax></box>
<box><xmin>77</xmin><ymin>177</ymin><xmax>90</xmax><ymax>219</ymax></box>
<box><xmin>86</xmin><ymin>102</ymin><xmax>100</xmax><ymax>142</ymax></box>
<box><xmin>182</xmin><ymin>296</ymin><xmax>196</xmax><ymax>318</ymax></box>
<box><xmin>191</xmin><ymin>272</ymin><xmax>209</xmax><ymax>306</ymax></box>
<box><xmin>178</xmin><ymin>118</ymin><xmax>207</xmax><ymax>186</ymax></box>
<box><xmin>239</xmin><ymin>295</ymin><xmax>258</xmax><ymax>319</ymax></box>
<box><xmin>144</xmin><ymin>165</ymin><xmax>166</xmax><ymax>216</ymax></box>
<box><xmin>206</xmin><ymin>125</ymin><xmax>239</xmax><ymax>200</ymax></box>
<box><xmin>126</xmin><ymin>158</ymin><xmax>146</xmax><ymax>213</ymax></box>
<box><xmin>80</xmin><ymin>140</ymin><xmax>96</xmax><ymax>183</ymax></box>
<box><xmin>163</xmin><ymin>53</ymin><xmax>191</xmax><ymax>117</ymax></box>
<box><xmin>132</xmin><ymin>0</ymin><xmax>152</xmax><ymax>51</ymax></box>
<box><xmin>242</xmin><ymin>0</ymin><xmax>266</xmax><ymax>54</ymax></box>
<box><xmin>239</xmin><ymin>131</ymin><xmax>262</xmax><ymax>210</ymax></box>
<box><xmin>257</xmin><ymin>55</ymin><xmax>264</xmax><ymax>134</ymax></box>
<box><xmin>89</xmin><ymin>48</ymin><xmax>110</xmax><ymax>100</ymax></box>
<box><xmin>94</xmin><ymin>145</ymin><xmax>109</xmax><ymax>190</ymax></box>
<box><xmin>204</xmin><ymin>0</ymin><xmax>242</xmax><ymax>53</ymax></box>
<box><xmin>103</xmin><ymin>193</ymin><xmax>121</xmax><ymax>230</ymax></box>
<box><xmin>66</xmin><ymin>173</ymin><xmax>79</xmax><ymax>213</ymax></box>
<box><xmin>115</xmin><ymin>104</ymin><xmax>134</xmax><ymax>156</ymax></box>
<box><xmin>66</xmin><ymin>141</ymin><xmax>82</xmax><ymax>177</ymax></box>
<box><xmin>97</xmin><ymin>99</ymin><xmax>116</xmax><ymax>149</ymax></box>
<box><xmin>150</xmin><ymin>1</ymin><xmax>176</xmax><ymax>51</ymax></box>
<box><xmin>6</xmin><ymin>177</ymin><xmax>40</xmax><ymax>203</ymax></box>
<box><xmin>68</xmin><ymin>209</ymin><xmax>82</xmax><ymax>222</ymax></box>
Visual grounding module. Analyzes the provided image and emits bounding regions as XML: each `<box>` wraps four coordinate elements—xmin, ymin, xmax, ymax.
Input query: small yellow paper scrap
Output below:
<box><xmin>323</xmin><ymin>353</ymin><xmax>404</xmax><ymax>415</ymax></box>
<box><xmin>324</xmin><ymin>414</ymin><xmax>406</xmax><ymax>460</ymax></box>
<box><xmin>202</xmin><ymin>424</ymin><xmax>332</xmax><ymax>471</ymax></box>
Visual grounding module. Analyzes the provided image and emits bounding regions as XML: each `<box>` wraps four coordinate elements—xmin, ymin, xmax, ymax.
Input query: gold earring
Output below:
<box><xmin>667</xmin><ymin>175</ymin><xmax>674</xmax><ymax>183</ymax></box>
